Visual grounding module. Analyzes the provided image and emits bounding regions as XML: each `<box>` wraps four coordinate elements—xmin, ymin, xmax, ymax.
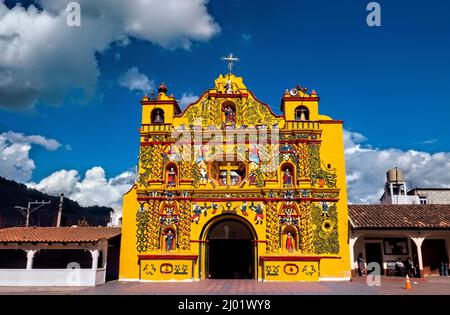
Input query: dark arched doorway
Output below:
<box><xmin>206</xmin><ymin>218</ymin><xmax>255</xmax><ymax>279</ymax></box>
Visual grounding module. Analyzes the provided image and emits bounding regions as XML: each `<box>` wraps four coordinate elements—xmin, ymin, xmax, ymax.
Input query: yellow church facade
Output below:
<box><xmin>119</xmin><ymin>66</ymin><xmax>350</xmax><ymax>282</ymax></box>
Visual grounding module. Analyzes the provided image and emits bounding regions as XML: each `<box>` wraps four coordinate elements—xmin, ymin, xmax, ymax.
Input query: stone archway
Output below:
<box><xmin>206</xmin><ymin>218</ymin><xmax>255</xmax><ymax>279</ymax></box>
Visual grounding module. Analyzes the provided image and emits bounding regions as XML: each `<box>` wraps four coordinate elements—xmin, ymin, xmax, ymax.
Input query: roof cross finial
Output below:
<box><xmin>221</xmin><ymin>53</ymin><xmax>239</xmax><ymax>76</ymax></box>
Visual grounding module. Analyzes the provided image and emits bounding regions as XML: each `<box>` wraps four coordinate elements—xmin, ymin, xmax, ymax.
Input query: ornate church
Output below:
<box><xmin>119</xmin><ymin>56</ymin><xmax>350</xmax><ymax>281</ymax></box>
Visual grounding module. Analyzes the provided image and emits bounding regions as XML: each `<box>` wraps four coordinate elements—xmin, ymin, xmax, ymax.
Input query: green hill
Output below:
<box><xmin>0</xmin><ymin>177</ymin><xmax>113</xmax><ymax>227</ymax></box>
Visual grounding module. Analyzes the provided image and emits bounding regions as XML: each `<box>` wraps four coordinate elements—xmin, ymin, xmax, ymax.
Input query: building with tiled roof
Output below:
<box><xmin>348</xmin><ymin>205</ymin><xmax>450</xmax><ymax>278</ymax></box>
<box><xmin>0</xmin><ymin>226</ymin><xmax>121</xmax><ymax>243</ymax></box>
<box><xmin>349</xmin><ymin>169</ymin><xmax>450</xmax><ymax>278</ymax></box>
<box><xmin>0</xmin><ymin>227</ymin><xmax>121</xmax><ymax>286</ymax></box>
<box><xmin>349</xmin><ymin>204</ymin><xmax>450</xmax><ymax>230</ymax></box>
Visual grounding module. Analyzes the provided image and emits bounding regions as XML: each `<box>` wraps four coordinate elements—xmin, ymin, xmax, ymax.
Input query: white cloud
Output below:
<box><xmin>0</xmin><ymin>131</ymin><xmax>62</xmax><ymax>182</ymax></box>
<box><xmin>28</xmin><ymin>169</ymin><xmax>79</xmax><ymax>196</ymax></box>
<box><xmin>178</xmin><ymin>92</ymin><xmax>198</xmax><ymax>109</ymax></box>
<box><xmin>0</xmin><ymin>0</ymin><xmax>220</xmax><ymax>110</ymax></box>
<box><xmin>29</xmin><ymin>167</ymin><xmax>136</xmax><ymax>210</ymax></box>
<box><xmin>416</xmin><ymin>139</ymin><xmax>437</xmax><ymax>145</ymax></box>
<box><xmin>118</xmin><ymin>67</ymin><xmax>154</xmax><ymax>94</ymax></box>
<box><xmin>344</xmin><ymin>130</ymin><xmax>450</xmax><ymax>204</ymax></box>
<box><xmin>1</xmin><ymin>131</ymin><xmax>61</xmax><ymax>151</ymax></box>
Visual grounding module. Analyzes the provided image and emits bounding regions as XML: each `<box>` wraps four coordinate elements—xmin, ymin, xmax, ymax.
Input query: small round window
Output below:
<box><xmin>322</xmin><ymin>220</ymin><xmax>333</xmax><ymax>232</ymax></box>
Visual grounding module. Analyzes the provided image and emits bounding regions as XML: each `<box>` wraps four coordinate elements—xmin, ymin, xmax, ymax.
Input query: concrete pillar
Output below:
<box><xmin>90</xmin><ymin>249</ymin><xmax>99</xmax><ymax>270</ymax></box>
<box><xmin>349</xmin><ymin>236</ymin><xmax>359</xmax><ymax>270</ymax></box>
<box><xmin>411</xmin><ymin>237</ymin><xmax>426</xmax><ymax>277</ymax></box>
<box><xmin>25</xmin><ymin>250</ymin><xmax>38</xmax><ymax>270</ymax></box>
<box><xmin>102</xmin><ymin>244</ymin><xmax>108</xmax><ymax>269</ymax></box>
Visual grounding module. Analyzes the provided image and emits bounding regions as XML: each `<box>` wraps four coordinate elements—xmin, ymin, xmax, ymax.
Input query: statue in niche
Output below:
<box><xmin>167</xmin><ymin>167</ymin><xmax>176</xmax><ymax>187</ymax></box>
<box><xmin>248</xmin><ymin>170</ymin><xmax>257</xmax><ymax>185</ymax></box>
<box><xmin>286</xmin><ymin>232</ymin><xmax>294</xmax><ymax>252</ymax></box>
<box><xmin>283</xmin><ymin>168</ymin><xmax>292</xmax><ymax>186</ymax></box>
<box><xmin>225</xmin><ymin>80</ymin><xmax>233</xmax><ymax>94</ymax></box>
<box><xmin>165</xmin><ymin>230</ymin><xmax>175</xmax><ymax>252</ymax></box>
<box><xmin>223</xmin><ymin>106</ymin><xmax>235</xmax><ymax>124</ymax></box>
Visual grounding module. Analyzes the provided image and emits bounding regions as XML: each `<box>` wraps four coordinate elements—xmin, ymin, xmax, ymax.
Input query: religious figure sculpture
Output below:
<box><xmin>248</xmin><ymin>170</ymin><xmax>257</xmax><ymax>185</ymax></box>
<box><xmin>199</xmin><ymin>166</ymin><xmax>208</xmax><ymax>185</ymax></box>
<box><xmin>283</xmin><ymin>168</ymin><xmax>292</xmax><ymax>186</ymax></box>
<box><xmin>321</xmin><ymin>202</ymin><xmax>329</xmax><ymax>215</ymax></box>
<box><xmin>240</xmin><ymin>202</ymin><xmax>249</xmax><ymax>216</ymax></box>
<box><xmin>167</xmin><ymin>167</ymin><xmax>176</xmax><ymax>187</ymax></box>
<box><xmin>223</xmin><ymin>106</ymin><xmax>235</xmax><ymax>124</ymax></box>
<box><xmin>286</xmin><ymin>232</ymin><xmax>294</xmax><ymax>252</ymax></box>
<box><xmin>225</xmin><ymin>80</ymin><xmax>233</xmax><ymax>94</ymax></box>
<box><xmin>251</xmin><ymin>203</ymin><xmax>264</xmax><ymax>225</ymax></box>
<box><xmin>285</xmin><ymin>190</ymin><xmax>293</xmax><ymax>200</ymax></box>
<box><xmin>192</xmin><ymin>203</ymin><xmax>207</xmax><ymax>224</ymax></box>
<box><xmin>165</xmin><ymin>230</ymin><xmax>174</xmax><ymax>252</ymax></box>
<box><xmin>211</xmin><ymin>203</ymin><xmax>219</xmax><ymax>215</ymax></box>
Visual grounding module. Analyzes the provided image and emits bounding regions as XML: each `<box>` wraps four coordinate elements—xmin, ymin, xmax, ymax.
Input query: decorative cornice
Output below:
<box><xmin>260</xmin><ymin>255</ymin><xmax>340</xmax><ymax>262</ymax></box>
<box><xmin>141</xmin><ymin>99</ymin><xmax>182</xmax><ymax>114</ymax></box>
<box><xmin>138</xmin><ymin>254</ymin><xmax>198</xmax><ymax>261</ymax></box>
<box><xmin>319</xmin><ymin>120</ymin><xmax>344</xmax><ymax>124</ymax></box>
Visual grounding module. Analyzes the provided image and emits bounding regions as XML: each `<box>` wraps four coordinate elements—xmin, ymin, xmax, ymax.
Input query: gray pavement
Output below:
<box><xmin>0</xmin><ymin>276</ymin><xmax>449</xmax><ymax>295</ymax></box>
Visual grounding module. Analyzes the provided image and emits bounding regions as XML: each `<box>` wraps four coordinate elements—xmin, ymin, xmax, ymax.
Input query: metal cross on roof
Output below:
<box><xmin>221</xmin><ymin>53</ymin><xmax>239</xmax><ymax>76</ymax></box>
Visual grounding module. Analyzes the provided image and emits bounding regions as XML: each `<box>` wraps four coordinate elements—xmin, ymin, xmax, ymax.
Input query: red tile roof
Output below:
<box><xmin>349</xmin><ymin>204</ymin><xmax>450</xmax><ymax>230</ymax></box>
<box><xmin>0</xmin><ymin>227</ymin><xmax>121</xmax><ymax>243</ymax></box>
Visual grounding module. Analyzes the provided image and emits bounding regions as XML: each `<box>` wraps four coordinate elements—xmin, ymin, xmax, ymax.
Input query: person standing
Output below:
<box><xmin>440</xmin><ymin>256</ymin><xmax>449</xmax><ymax>276</ymax></box>
<box><xmin>406</xmin><ymin>257</ymin><xmax>416</xmax><ymax>277</ymax></box>
<box><xmin>357</xmin><ymin>253</ymin><xmax>366</xmax><ymax>276</ymax></box>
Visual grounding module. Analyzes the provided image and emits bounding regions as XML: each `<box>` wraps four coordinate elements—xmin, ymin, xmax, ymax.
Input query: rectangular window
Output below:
<box><xmin>384</xmin><ymin>238</ymin><xmax>408</xmax><ymax>255</ymax></box>
<box><xmin>419</xmin><ymin>196</ymin><xmax>427</xmax><ymax>204</ymax></box>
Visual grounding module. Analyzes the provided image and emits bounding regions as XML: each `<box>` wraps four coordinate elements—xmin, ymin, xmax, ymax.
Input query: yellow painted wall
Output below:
<box><xmin>119</xmin><ymin>74</ymin><xmax>350</xmax><ymax>282</ymax></box>
<box><xmin>119</xmin><ymin>187</ymin><xmax>140</xmax><ymax>280</ymax></box>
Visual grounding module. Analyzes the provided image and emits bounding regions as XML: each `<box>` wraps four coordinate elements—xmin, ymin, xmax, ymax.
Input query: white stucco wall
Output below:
<box><xmin>0</xmin><ymin>268</ymin><xmax>106</xmax><ymax>286</ymax></box>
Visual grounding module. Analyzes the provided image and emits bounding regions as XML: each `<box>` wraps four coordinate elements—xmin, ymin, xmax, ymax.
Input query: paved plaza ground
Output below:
<box><xmin>0</xmin><ymin>276</ymin><xmax>449</xmax><ymax>295</ymax></box>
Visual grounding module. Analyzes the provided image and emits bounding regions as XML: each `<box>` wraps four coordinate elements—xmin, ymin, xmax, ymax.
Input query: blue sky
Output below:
<box><xmin>1</xmin><ymin>0</ymin><xmax>449</xmax><ymax>205</ymax></box>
